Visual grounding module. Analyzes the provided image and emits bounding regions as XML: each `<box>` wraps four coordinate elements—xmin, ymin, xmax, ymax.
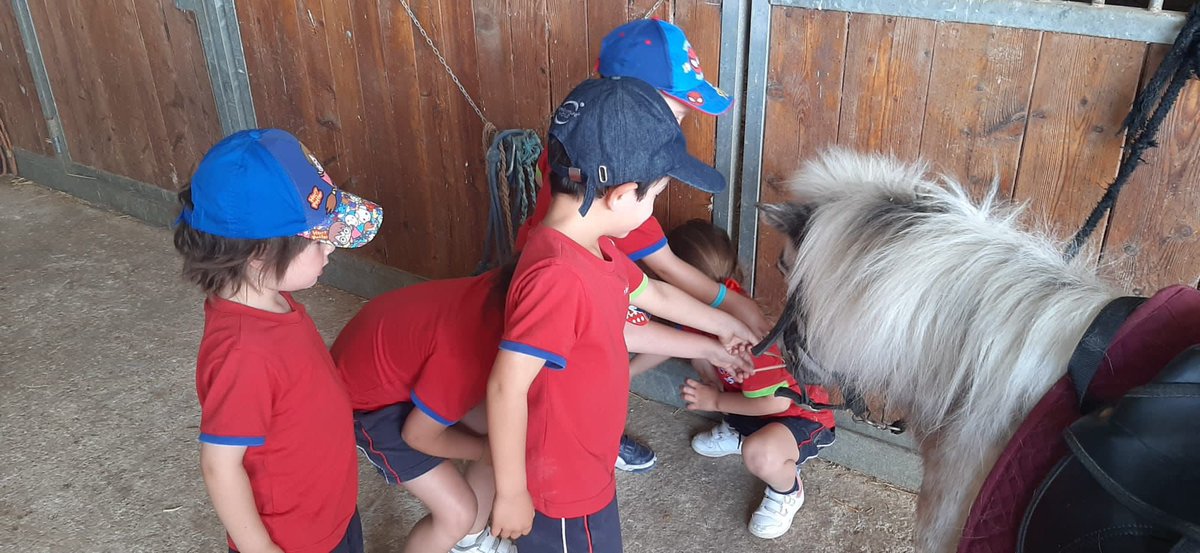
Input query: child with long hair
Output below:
<box><xmin>631</xmin><ymin>219</ymin><xmax>837</xmax><ymax>540</ymax></box>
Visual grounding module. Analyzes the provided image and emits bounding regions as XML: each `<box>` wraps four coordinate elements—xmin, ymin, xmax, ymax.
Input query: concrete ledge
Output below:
<box><xmin>17</xmin><ymin>148</ymin><xmax>922</xmax><ymax>490</ymax></box>
<box><xmin>633</xmin><ymin>358</ymin><xmax>922</xmax><ymax>491</ymax></box>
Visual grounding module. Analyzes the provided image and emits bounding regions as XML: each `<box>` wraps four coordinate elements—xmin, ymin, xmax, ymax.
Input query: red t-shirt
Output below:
<box><xmin>715</xmin><ymin>343</ymin><xmax>837</xmax><ymax>430</ymax></box>
<box><xmin>195</xmin><ymin>294</ymin><xmax>357</xmax><ymax>553</ymax></box>
<box><xmin>515</xmin><ymin>151</ymin><xmax>668</xmax><ymax>261</ymax></box>
<box><xmin>331</xmin><ymin>272</ymin><xmax>504</xmax><ymax>420</ymax></box>
<box><xmin>499</xmin><ymin>226</ymin><xmax>647</xmax><ymax>518</ymax></box>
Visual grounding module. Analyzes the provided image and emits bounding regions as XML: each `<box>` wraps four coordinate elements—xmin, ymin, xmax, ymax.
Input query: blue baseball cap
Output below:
<box><xmin>549</xmin><ymin>76</ymin><xmax>725</xmax><ymax>216</ymax></box>
<box><xmin>598</xmin><ymin>19</ymin><xmax>732</xmax><ymax>116</ymax></box>
<box><xmin>180</xmin><ymin>129</ymin><xmax>382</xmax><ymax>248</ymax></box>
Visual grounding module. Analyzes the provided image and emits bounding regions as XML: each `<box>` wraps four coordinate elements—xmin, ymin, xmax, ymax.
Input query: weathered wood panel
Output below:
<box><xmin>239</xmin><ymin>0</ymin><xmax>721</xmax><ymax>278</ymax></box>
<box><xmin>0</xmin><ymin>0</ymin><xmax>52</xmax><ymax>156</ymax></box>
<box><xmin>26</xmin><ymin>0</ymin><xmax>220</xmax><ymax>189</ymax></box>
<box><xmin>837</xmin><ymin>14</ymin><xmax>936</xmax><ymax>158</ymax></box>
<box><xmin>1012</xmin><ymin>34</ymin><xmax>1142</xmax><ymax>241</ymax></box>
<box><xmin>919</xmin><ymin>23</ymin><xmax>1040</xmax><ymax>198</ymax></box>
<box><xmin>1101</xmin><ymin>45</ymin><xmax>1200</xmax><ymax>294</ymax></box>
<box><xmin>752</xmin><ymin>7</ymin><xmax>848</xmax><ymax>316</ymax></box>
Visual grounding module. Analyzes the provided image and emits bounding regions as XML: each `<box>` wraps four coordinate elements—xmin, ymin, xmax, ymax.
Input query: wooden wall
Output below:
<box><xmin>0</xmin><ymin>1</ymin><xmax>52</xmax><ymax>157</ymax></box>
<box><xmin>751</xmin><ymin>7</ymin><xmax>1200</xmax><ymax>313</ymax></box>
<box><xmin>14</xmin><ymin>1</ymin><xmax>223</xmax><ymax>190</ymax></box>
<box><xmin>235</xmin><ymin>0</ymin><xmax>723</xmax><ymax>279</ymax></box>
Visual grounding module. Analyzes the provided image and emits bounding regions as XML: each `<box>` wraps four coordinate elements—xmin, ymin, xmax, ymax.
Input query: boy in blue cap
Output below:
<box><xmin>516</xmin><ymin>19</ymin><xmax>769</xmax><ymax>473</ymax></box>
<box><xmin>174</xmin><ymin>129</ymin><xmax>382</xmax><ymax>553</ymax></box>
<box><xmin>488</xmin><ymin>77</ymin><xmax>756</xmax><ymax>552</ymax></box>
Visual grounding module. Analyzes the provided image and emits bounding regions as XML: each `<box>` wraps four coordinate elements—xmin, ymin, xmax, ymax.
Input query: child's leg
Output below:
<box><xmin>401</xmin><ymin>462</ymin><xmax>479</xmax><ymax>553</ymax></box>
<box><xmin>741</xmin><ymin>422</ymin><xmax>802</xmax><ymax>492</ymax></box>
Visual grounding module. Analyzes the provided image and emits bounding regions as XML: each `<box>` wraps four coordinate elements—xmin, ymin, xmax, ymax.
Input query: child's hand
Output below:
<box><xmin>491</xmin><ymin>490</ymin><xmax>535</xmax><ymax>540</ymax></box>
<box><xmin>717</xmin><ymin>315</ymin><xmax>760</xmax><ymax>355</ymax></box>
<box><xmin>724</xmin><ymin>292</ymin><xmax>773</xmax><ymax>337</ymax></box>
<box><xmin>702</xmin><ymin>341</ymin><xmax>754</xmax><ymax>376</ymax></box>
<box><xmin>681</xmin><ymin>378</ymin><xmax>721</xmax><ymax>412</ymax></box>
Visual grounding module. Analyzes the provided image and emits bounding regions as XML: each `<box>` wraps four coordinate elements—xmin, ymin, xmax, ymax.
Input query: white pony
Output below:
<box><xmin>759</xmin><ymin>149</ymin><xmax>1120</xmax><ymax>552</ymax></box>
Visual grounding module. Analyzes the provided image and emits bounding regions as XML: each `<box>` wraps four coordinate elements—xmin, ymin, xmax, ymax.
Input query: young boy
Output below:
<box><xmin>175</xmin><ymin>128</ymin><xmax>382</xmax><ymax>553</ymax></box>
<box><xmin>488</xmin><ymin>77</ymin><xmax>756</xmax><ymax>552</ymax></box>
<box><xmin>516</xmin><ymin>19</ymin><xmax>770</xmax><ymax>472</ymax></box>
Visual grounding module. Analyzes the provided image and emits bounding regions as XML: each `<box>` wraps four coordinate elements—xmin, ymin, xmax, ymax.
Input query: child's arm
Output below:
<box><xmin>625</xmin><ymin>319</ymin><xmax>753</xmax><ymax>374</ymax></box>
<box><xmin>632</xmin><ymin>278</ymin><xmax>760</xmax><ymax>350</ymax></box>
<box><xmin>401</xmin><ymin>411</ymin><xmax>487</xmax><ymax>462</ymax></box>
<box><xmin>640</xmin><ymin>248</ymin><xmax>772</xmax><ymax>336</ymax></box>
<box><xmin>629</xmin><ymin>353</ymin><xmax>670</xmax><ymax>377</ymax></box>
<box><xmin>199</xmin><ymin>444</ymin><xmax>282</xmax><ymax>553</ymax></box>
<box><xmin>486</xmin><ymin>350</ymin><xmax>545</xmax><ymax>540</ymax></box>
<box><xmin>681</xmin><ymin>378</ymin><xmax>793</xmax><ymax>417</ymax></box>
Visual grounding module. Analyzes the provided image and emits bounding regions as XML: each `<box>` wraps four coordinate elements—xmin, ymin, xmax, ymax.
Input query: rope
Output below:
<box><xmin>1066</xmin><ymin>4</ymin><xmax>1200</xmax><ymax>258</ymax></box>
<box><xmin>475</xmin><ymin>129</ymin><xmax>543</xmax><ymax>274</ymax></box>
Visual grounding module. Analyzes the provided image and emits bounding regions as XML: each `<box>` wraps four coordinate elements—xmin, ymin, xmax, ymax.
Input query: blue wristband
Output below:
<box><xmin>710</xmin><ymin>284</ymin><xmax>728</xmax><ymax>308</ymax></box>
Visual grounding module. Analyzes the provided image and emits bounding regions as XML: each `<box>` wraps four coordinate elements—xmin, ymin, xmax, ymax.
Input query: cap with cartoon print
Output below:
<box><xmin>597</xmin><ymin>19</ymin><xmax>732</xmax><ymax>116</ymax></box>
<box><xmin>181</xmin><ymin>129</ymin><xmax>382</xmax><ymax>248</ymax></box>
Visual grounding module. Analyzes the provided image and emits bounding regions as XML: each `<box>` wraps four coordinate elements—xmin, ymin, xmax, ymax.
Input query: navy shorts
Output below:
<box><xmin>354</xmin><ymin>402</ymin><xmax>445</xmax><ymax>484</ymax></box>
<box><xmin>229</xmin><ymin>509</ymin><xmax>362</xmax><ymax>553</ymax></box>
<box><xmin>517</xmin><ymin>497</ymin><xmax>622</xmax><ymax>553</ymax></box>
<box><xmin>725</xmin><ymin>414</ymin><xmax>835</xmax><ymax>465</ymax></box>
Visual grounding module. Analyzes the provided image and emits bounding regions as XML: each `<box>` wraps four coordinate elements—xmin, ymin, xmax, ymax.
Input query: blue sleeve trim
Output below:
<box><xmin>198</xmin><ymin>433</ymin><xmax>265</xmax><ymax>447</ymax></box>
<box><xmin>410</xmin><ymin>392</ymin><xmax>455</xmax><ymax>426</ymax></box>
<box><xmin>626</xmin><ymin>238</ymin><xmax>668</xmax><ymax>262</ymax></box>
<box><xmin>499</xmin><ymin>340</ymin><xmax>567</xmax><ymax>370</ymax></box>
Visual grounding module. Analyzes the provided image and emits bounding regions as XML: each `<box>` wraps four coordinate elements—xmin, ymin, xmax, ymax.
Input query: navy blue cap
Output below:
<box><xmin>548</xmin><ymin>76</ymin><xmax>725</xmax><ymax>216</ymax></box>
<box><xmin>180</xmin><ymin>129</ymin><xmax>382</xmax><ymax>248</ymax></box>
<box><xmin>598</xmin><ymin>19</ymin><xmax>732</xmax><ymax>116</ymax></box>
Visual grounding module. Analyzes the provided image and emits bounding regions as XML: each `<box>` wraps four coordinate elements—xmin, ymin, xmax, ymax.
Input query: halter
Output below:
<box><xmin>752</xmin><ymin>290</ymin><xmax>907</xmax><ymax>434</ymax></box>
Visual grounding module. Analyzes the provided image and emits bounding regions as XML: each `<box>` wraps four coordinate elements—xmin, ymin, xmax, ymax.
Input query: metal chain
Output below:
<box><xmin>641</xmin><ymin>0</ymin><xmax>670</xmax><ymax>20</ymax></box>
<box><xmin>396</xmin><ymin>0</ymin><xmax>494</xmax><ymax>133</ymax></box>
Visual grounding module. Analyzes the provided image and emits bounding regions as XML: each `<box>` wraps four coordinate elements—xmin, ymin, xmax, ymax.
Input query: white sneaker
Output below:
<box><xmin>691</xmin><ymin>420</ymin><xmax>742</xmax><ymax>457</ymax></box>
<box><xmin>748</xmin><ymin>478</ymin><xmax>805</xmax><ymax>539</ymax></box>
<box><xmin>451</xmin><ymin>527</ymin><xmax>517</xmax><ymax>553</ymax></box>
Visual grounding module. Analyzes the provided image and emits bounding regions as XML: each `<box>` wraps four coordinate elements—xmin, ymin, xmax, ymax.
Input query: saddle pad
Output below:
<box><xmin>956</xmin><ymin>285</ymin><xmax>1200</xmax><ymax>553</ymax></box>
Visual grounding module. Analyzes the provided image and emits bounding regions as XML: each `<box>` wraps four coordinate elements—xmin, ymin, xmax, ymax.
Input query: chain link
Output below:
<box><xmin>641</xmin><ymin>0</ymin><xmax>670</xmax><ymax>20</ymax></box>
<box><xmin>397</xmin><ymin>0</ymin><xmax>493</xmax><ymax>130</ymax></box>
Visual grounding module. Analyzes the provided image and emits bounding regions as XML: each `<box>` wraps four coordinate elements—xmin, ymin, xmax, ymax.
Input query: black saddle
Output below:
<box><xmin>1019</xmin><ymin>345</ymin><xmax>1200</xmax><ymax>552</ymax></box>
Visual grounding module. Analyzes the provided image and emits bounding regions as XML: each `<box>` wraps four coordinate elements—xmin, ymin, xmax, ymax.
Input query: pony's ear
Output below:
<box><xmin>758</xmin><ymin>202</ymin><xmax>811</xmax><ymax>241</ymax></box>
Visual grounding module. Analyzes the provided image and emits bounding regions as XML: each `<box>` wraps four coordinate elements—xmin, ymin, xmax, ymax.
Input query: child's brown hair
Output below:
<box><xmin>666</xmin><ymin>219</ymin><xmax>741</xmax><ymax>284</ymax></box>
<box><xmin>173</xmin><ymin>186</ymin><xmax>310</xmax><ymax>296</ymax></box>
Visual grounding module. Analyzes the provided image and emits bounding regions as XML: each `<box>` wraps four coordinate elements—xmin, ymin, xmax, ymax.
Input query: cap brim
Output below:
<box><xmin>667</xmin><ymin>153</ymin><xmax>726</xmax><ymax>194</ymax></box>
<box><xmin>665</xmin><ymin>80</ymin><xmax>734</xmax><ymax>116</ymax></box>
<box><xmin>299</xmin><ymin>189</ymin><xmax>383</xmax><ymax>248</ymax></box>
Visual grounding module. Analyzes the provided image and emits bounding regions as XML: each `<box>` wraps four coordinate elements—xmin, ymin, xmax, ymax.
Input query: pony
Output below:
<box><xmin>758</xmin><ymin>149</ymin><xmax>1121</xmax><ymax>552</ymax></box>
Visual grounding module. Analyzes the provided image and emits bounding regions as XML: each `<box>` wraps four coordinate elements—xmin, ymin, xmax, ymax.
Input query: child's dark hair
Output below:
<box><xmin>173</xmin><ymin>187</ymin><xmax>310</xmax><ymax>296</ymax></box>
<box><xmin>547</xmin><ymin>137</ymin><xmax>658</xmax><ymax>201</ymax></box>
<box><xmin>667</xmin><ymin>219</ymin><xmax>741</xmax><ymax>284</ymax></box>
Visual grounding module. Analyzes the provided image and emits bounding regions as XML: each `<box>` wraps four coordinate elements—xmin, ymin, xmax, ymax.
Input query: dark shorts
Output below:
<box><xmin>517</xmin><ymin>497</ymin><xmax>622</xmax><ymax>553</ymax></box>
<box><xmin>229</xmin><ymin>509</ymin><xmax>362</xmax><ymax>553</ymax></box>
<box><xmin>726</xmin><ymin>414</ymin><xmax>836</xmax><ymax>465</ymax></box>
<box><xmin>354</xmin><ymin>402</ymin><xmax>445</xmax><ymax>484</ymax></box>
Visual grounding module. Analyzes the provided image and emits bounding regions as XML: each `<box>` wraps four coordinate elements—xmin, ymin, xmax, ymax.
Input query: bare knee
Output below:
<box><xmin>742</xmin><ymin>435</ymin><xmax>782</xmax><ymax>476</ymax></box>
<box><xmin>430</xmin><ymin>492</ymin><xmax>478</xmax><ymax>537</ymax></box>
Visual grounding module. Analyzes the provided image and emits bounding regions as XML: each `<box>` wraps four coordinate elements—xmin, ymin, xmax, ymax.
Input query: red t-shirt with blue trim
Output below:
<box><xmin>500</xmin><ymin>226</ymin><xmax>648</xmax><ymax>518</ymax></box>
<box><xmin>515</xmin><ymin>151</ymin><xmax>668</xmax><ymax>261</ymax></box>
<box><xmin>331</xmin><ymin>271</ymin><xmax>504</xmax><ymax>422</ymax></box>
<box><xmin>195</xmin><ymin>293</ymin><xmax>357</xmax><ymax>553</ymax></box>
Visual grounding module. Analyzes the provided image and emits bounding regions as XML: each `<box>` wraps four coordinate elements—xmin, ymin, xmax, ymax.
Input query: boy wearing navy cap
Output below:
<box><xmin>515</xmin><ymin>20</ymin><xmax>768</xmax><ymax>473</ymax></box>
<box><xmin>487</xmin><ymin>77</ymin><xmax>756</xmax><ymax>552</ymax></box>
<box><xmin>174</xmin><ymin>129</ymin><xmax>382</xmax><ymax>553</ymax></box>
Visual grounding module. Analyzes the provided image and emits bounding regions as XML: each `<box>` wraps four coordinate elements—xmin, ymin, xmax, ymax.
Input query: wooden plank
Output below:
<box><xmin>236</xmin><ymin>0</ymin><xmax>307</xmax><ymax>133</ymax></box>
<box><xmin>753</xmin><ymin>7</ymin><xmax>847</xmax><ymax>316</ymax></box>
<box><xmin>666</xmin><ymin>0</ymin><xmax>721</xmax><ymax>232</ymax></box>
<box><xmin>508</xmin><ymin>0</ymin><xmax>552</xmax><ymax>135</ymax></box>
<box><xmin>918</xmin><ymin>22</ymin><xmax>1040</xmax><ymax>199</ymax></box>
<box><xmin>1101</xmin><ymin>45</ymin><xmax>1200</xmax><ymax>295</ymax></box>
<box><xmin>837</xmin><ymin>13</ymin><xmax>936</xmax><ymax>159</ymax></box>
<box><xmin>291</xmin><ymin>0</ymin><xmax>341</xmax><ymax>164</ymax></box>
<box><xmin>0</xmin><ymin>0</ymin><xmax>52</xmax><ymax>156</ymax></box>
<box><xmin>546</xmin><ymin>0</ymin><xmax>590</xmax><ymax>110</ymax></box>
<box><xmin>471</xmin><ymin>0</ymin><xmax>518</xmax><ymax>130</ymax></box>
<box><xmin>586</xmin><ymin>0</ymin><xmax>626</xmax><ymax>76</ymax></box>
<box><xmin>1012</xmin><ymin>34</ymin><xmax>1142</xmax><ymax>243</ymax></box>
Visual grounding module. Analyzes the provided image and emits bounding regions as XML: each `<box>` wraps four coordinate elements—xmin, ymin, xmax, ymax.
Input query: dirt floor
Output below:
<box><xmin>0</xmin><ymin>176</ymin><xmax>916</xmax><ymax>552</ymax></box>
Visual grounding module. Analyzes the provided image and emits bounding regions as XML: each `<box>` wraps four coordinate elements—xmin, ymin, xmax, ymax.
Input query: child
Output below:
<box><xmin>488</xmin><ymin>77</ymin><xmax>757</xmax><ymax>552</ymax></box>
<box><xmin>174</xmin><ymin>129</ymin><xmax>382</xmax><ymax>553</ymax></box>
<box><xmin>330</xmin><ymin>270</ymin><xmax>515</xmax><ymax>553</ymax></box>
<box><xmin>650</xmin><ymin>220</ymin><xmax>837</xmax><ymax>540</ymax></box>
<box><xmin>515</xmin><ymin>18</ymin><xmax>770</xmax><ymax>473</ymax></box>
